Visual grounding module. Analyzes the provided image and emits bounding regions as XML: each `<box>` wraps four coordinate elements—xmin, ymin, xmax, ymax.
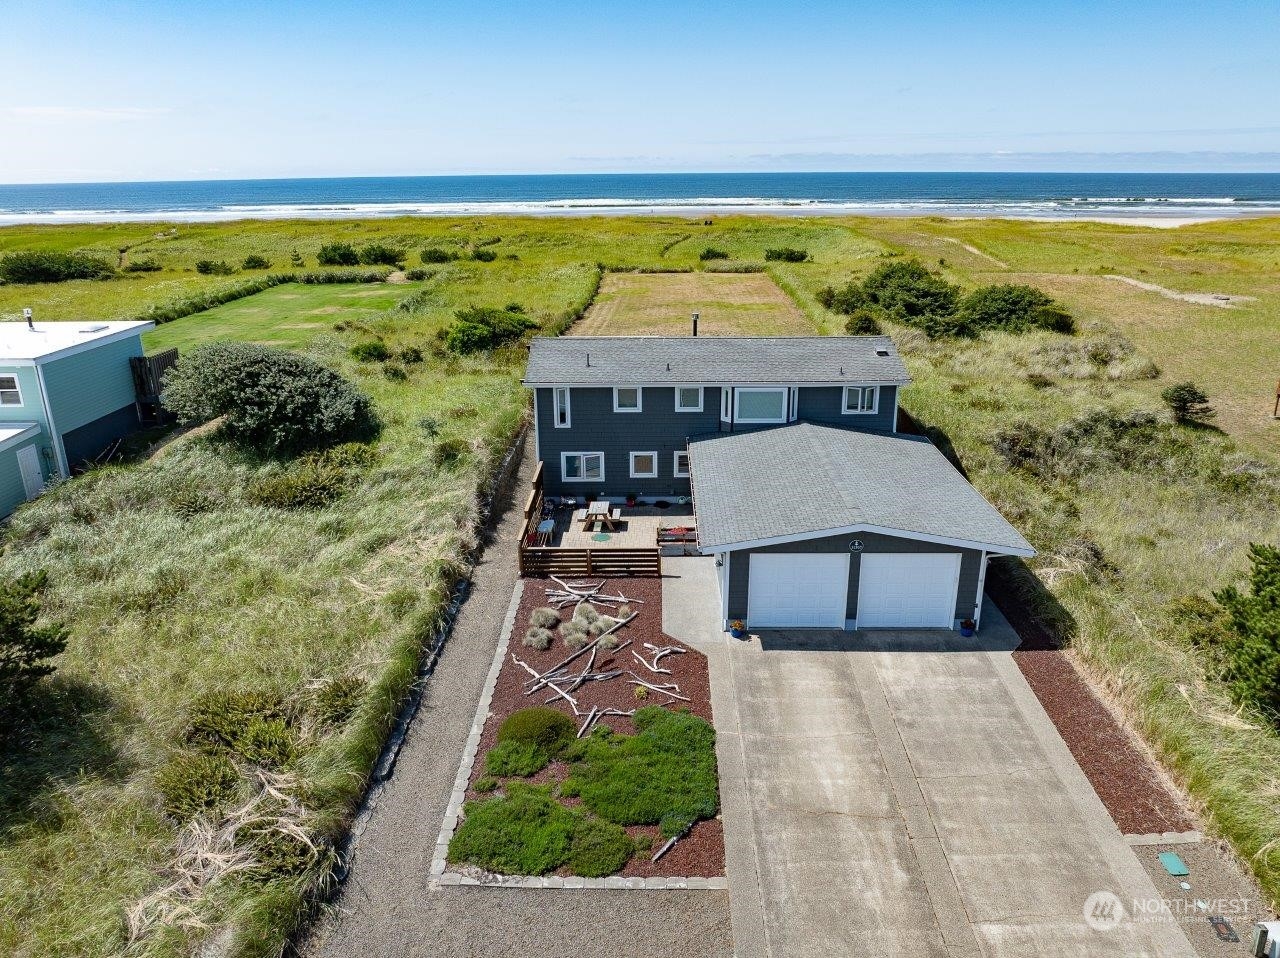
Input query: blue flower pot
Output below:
<box><xmin>730</xmin><ymin>626</ymin><xmax>746</xmax><ymax>639</ymax></box>
<box><xmin>959</xmin><ymin>624</ymin><xmax>976</xmax><ymax>637</ymax></box>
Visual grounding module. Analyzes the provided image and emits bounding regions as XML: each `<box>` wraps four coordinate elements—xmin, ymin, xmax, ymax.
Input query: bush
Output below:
<box><xmin>1215</xmin><ymin>545</ymin><xmax>1280</xmax><ymax>722</ymax></box>
<box><xmin>357</xmin><ymin>243</ymin><xmax>405</xmax><ymax>267</ymax></box>
<box><xmin>473</xmin><ymin>776</ymin><xmax>498</xmax><ymax>793</ymax></box>
<box><xmin>763</xmin><ymin>247</ymin><xmax>809</xmax><ymax>262</ymax></box>
<box><xmin>843</xmin><ymin>309</ymin><xmax>882</xmax><ymax>335</ymax></box>
<box><xmin>421</xmin><ymin>247</ymin><xmax>458</xmax><ymax>264</ymax></box>
<box><xmin>958</xmin><ymin>284</ymin><xmax>1073</xmax><ymax>334</ymax></box>
<box><xmin>659</xmin><ymin>810</ymin><xmax>695</xmax><ymax>839</ymax></box>
<box><xmin>185</xmin><ymin>689</ymin><xmax>296</xmax><ymax>766</ymax></box>
<box><xmin>398</xmin><ymin>345</ymin><xmax>424</xmax><ymax>364</ymax></box>
<box><xmin>698</xmin><ymin>247</ymin><xmax>729</xmax><ymax>261</ymax></box>
<box><xmin>309</xmin><ymin>674</ymin><xmax>365</xmax><ymax>726</ymax></box>
<box><xmin>382</xmin><ymin>362</ymin><xmax>407</xmax><ymax>382</ymax></box>
<box><xmin>124</xmin><ymin>257</ymin><xmax>163</xmax><ymax>273</ymax></box>
<box><xmin>317</xmin><ymin>242</ymin><xmax>360</xmax><ymax>267</ymax></box>
<box><xmin>432</xmin><ymin>436</ymin><xmax>470</xmax><ymax>468</ymax></box>
<box><xmin>530</xmin><ymin>607</ymin><xmax>560</xmax><ymax>629</ymax></box>
<box><xmin>137</xmin><ymin>275</ymin><xmax>290</xmax><ymax>325</ymax></box>
<box><xmin>1034</xmin><ymin>304</ymin><xmax>1076</xmax><ymax>334</ymax></box>
<box><xmin>0</xmin><ymin>572</ymin><xmax>68</xmax><ymax>729</ymax></box>
<box><xmin>404</xmin><ymin>268</ymin><xmax>431</xmax><ymax>281</ymax></box>
<box><xmin>567</xmin><ymin>816</ymin><xmax>633</xmax><ymax>877</ymax></box>
<box><xmin>485</xmin><ymin>738</ymin><xmax>551</xmax><ymax>777</ymax></box>
<box><xmin>497</xmin><ymin>706</ymin><xmax>576</xmax><ymax>754</ymax></box>
<box><xmin>449</xmin><ymin>783</ymin><xmax>578</xmax><ymax>875</ymax></box>
<box><xmin>161</xmin><ymin>342</ymin><xmax>379</xmax><ymax>455</ymax></box>
<box><xmin>471</xmin><ymin>248</ymin><xmax>498</xmax><ymax>262</ymax></box>
<box><xmin>349</xmin><ymin>339</ymin><xmax>391</xmax><ymax>362</ymax></box>
<box><xmin>0</xmin><ymin>249</ymin><xmax>115</xmax><ymax>283</ymax></box>
<box><xmin>246</xmin><ymin>458</ymin><xmax>350</xmax><ymax>509</ymax></box>
<box><xmin>560</xmin><ymin>708</ymin><xmax>718</xmax><ymax>826</ymax></box>
<box><xmin>195</xmin><ymin>259</ymin><xmax>236</xmax><ymax>276</ymax></box>
<box><xmin>236</xmin><ymin>716</ymin><xmax>296</xmax><ymax>766</ymax></box>
<box><xmin>155</xmin><ymin>751</ymin><xmax>241</xmax><ymax>820</ymax></box>
<box><xmin>241</xmin><ymin>254</ymin><xmax>271</xmax><ymax>270</ymax></box>
<box><xmin>561</xmin><ymin>626</ymin><xmax>589</xmax><ymax>650</ymax></box>
<box><xmin>523</xmin><ymin>627</ymin><xmax>553</xmax><ymax>650</ymax></box>
<box><xmin>1162</xmin><ymin>381</ymin><xmax>1216</xmax><ymax>425</ymax></box>
<box><xmin>444</xmin><ymin>305</ymin><xmax>538</xmax><ymax>354</ymax></box>
<box><xmin>297</xmin><ymin>268</ymin><xmax>389</xmax><ymax>284</ymax></box>
<box><xmin>861</xmin><ymin>258</ymin><xmax>960</xmax><ymax>325</ymax></box>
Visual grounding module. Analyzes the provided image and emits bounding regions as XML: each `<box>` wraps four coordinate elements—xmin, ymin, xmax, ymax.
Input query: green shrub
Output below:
<box><xmin>297</xmin><ymin>268</ymin><xmax>389</xmax><ymax>284</ymax></box>
<box><xmin>357</xmin><ymin>243</ymin><xmax>405</xmax><ymax>266</ymax></box>
<box><xmin>155</xmin><ymin>751</ymin><xmax>241</xmax><ymax>820</ymax></box>
<box><xmin>398</xmin><ymin>345</ymin><xmax>424</xmax><ymax>364</ymax></box>
<box><xmin>421</xmin><ymin>247</ymin><xmax>458</xmax><ymax>264</ymax></box>
<box><xmin>471</xmin><ymin>248</ymin><xmax>498</xmax><ymax>262</ymax></box>
<box><xmin>249</xmin><ymin>830</ymin><xmax>323</xmax><ymax>880</ymax></box>
<box><xmin>567</xmin><ymin>816</ymin><xmax>633</xmax><ymax>877</ymax></box>
<box><xmin>432</xmin><ymin>436</ymin><xmax>470</xmax><ymax>468</ymax></box>
<box><xmin>484</xmin><ymin>739</ymin><xmax>551</xmax><ymax>777</ymax></box>
<box><xmin>241</xmin><ymin>254</ymin><xmax>271</xmax><ymax>270</ymax></box>
<box><xmin>659</xmin><ymin>810</ymin><xmax>695</xmax><ymax>838</ymax></box>
<box><xmin>473</xmin><ymin>776</ymin><xmax>498</xmax><ymax>793</ymax></box>
<box><xmin>185</xmin><ymin>689</ymin><xmax>296</xmax><ymax>763</ymax></box>
<box><xmin>698</xmin><ymin>247</ymin><xmax>729</xmax><ymax>261</ymax></box>
<box><xmin>1215</xmin><ymin>544</ymin><xmax>1280</xmax><ymax>722</ymax></box>
<box><xmin>1034</xmin><ymin>304</ymin><xmax>1076</xmax><ymax>334</ymax></box>
<box><xmin>843</xmin><ymin>309</ymin><xmax>882</xmax><ymax>335</ymax></box>
<box><xmin>161</xmin><ymin>342</ymin><xmax>379</xmax><ymax>455</ymax></box>
<box><xmin>404</xmin><ymin>268</ymin><xmax>431</xmax><ymax>281</ymax></box>
<box><xmin>317</xmin><ymin>243</ymin><xmax>360</xmax><ymax>267</ymax></box>
<box><xmin>560</xmin><ymin>708</ymin><xmax>718</xmax><ymax>826</ymax></box>
<box><xmin>449</xmin><ymin>783</ymin><xmax>578</xmax><ymax>875</ymax></box>
<box><xmin>349</xmin><ymin>340</ymin><xmax>390</xmax><ymax>362</ymax></box>
<box><xmin>309</xmin><ymin>674</ymin><xmax>365</xmax><ymax>726</ymax></box>
<box><xmin>861</xmin><ymin>258</ymin><xmax>960</xmax><ymax>325</ymax></box>
<box><xmin>0</xmin><ymin>572</ymin><xmax>68</xmax><ymax>730</ymax></box>
<box><xmin>443</xmin><ymin>305</ymin><xmax>538</xmax><ymax>354</ymax></box>
<box><xmin>497</xmin><ymin>706</ymin><xmax>576</xmax><ymax>754</ymax></box>
<box><xmin>382</xmin><ymin>362</ymin><xmax>407</xmax><ymax>382</ymax></box>
<box><xmin>763</xmin><ymin>246</ymin><xmax>809</xmax><ymax>262</ymax></box>
<box><xmin>124</xmin><ymin>257</ymin><xmax>163</xmax><ymax>273</ymax></box>
<box><xmin>0</xmin><ymin>249</ymin><xmax>115</xmax><ymax>283</ymax></box>
<box><xmin>195</xmin><ymin>259</ymin><xmax>236</xmax><ymax>276</ymax></box>
<box><xmin>246</xmin><ymin>459</ymin><xmax>349</xmax><ymax>509</ymax></box>
<box><xmin>236</xmin><ymin>716</ymin><xmax>296</xmax><ymax>767</ymax></box>
<box><xmin>958</xmin><ymin>284</ymin><xmax>1073</xmax><ymax>334</ymax></box>
<box><xmin>137</xmin><ymin>275</ymin><xmax>290</xmax><ymax>325</ymax></box>
<box><xmin>1162</xmin><ymin>381</ymin><xmax>1216</xmax><ymax>425</ymax></box>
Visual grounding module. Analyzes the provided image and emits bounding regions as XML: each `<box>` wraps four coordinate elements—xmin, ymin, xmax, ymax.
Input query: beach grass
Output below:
<box><xmin>1</xmin><ymin>214</ymin><xmax>1279</xmax><ymax>955</ymax></box>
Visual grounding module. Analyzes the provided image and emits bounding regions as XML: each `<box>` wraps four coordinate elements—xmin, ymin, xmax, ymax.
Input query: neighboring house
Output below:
<box><xmin>0</xmin><ymin>319</ymin><xmax>155</xmax><ymax>515</ymax></box>
<box><xmin>524</xmin><ymin>335</ymin><xmax>1034</xmax><ymax>632</ymax></box>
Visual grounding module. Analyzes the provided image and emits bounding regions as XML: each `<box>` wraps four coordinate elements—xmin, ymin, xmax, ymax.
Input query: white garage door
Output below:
<box><xmin>856</xmin><ymin>553</ymin><xmax>961</xmax><ymax>629</ymax></box>
<box><xmin>748</xmin><ymin>553</ymin><xmax>848</xmax><ymax>628</ymax></box>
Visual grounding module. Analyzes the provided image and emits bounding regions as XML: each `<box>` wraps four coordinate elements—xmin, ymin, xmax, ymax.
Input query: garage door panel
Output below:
<box><xmin>857</xmin><ymin>553</ymin><xmax>960</xmax><ymax>629</ymax></box>
<box><xmin>748</xmin><ymin>553</ymin><xmax>848</xmax><ymax>628</ymax></box>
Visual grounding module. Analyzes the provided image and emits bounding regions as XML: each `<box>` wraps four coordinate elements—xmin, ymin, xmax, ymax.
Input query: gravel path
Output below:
<box><xmin>302</xmin><ymin>435</ymin><xmax>733</xmax><ymax>958</ymax></box>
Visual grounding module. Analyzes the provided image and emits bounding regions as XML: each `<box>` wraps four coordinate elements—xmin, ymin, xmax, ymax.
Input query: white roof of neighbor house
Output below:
<box><xmin>0</xmin><ymin>423</ymin><xmax>41</xmax><ymax>451</ymax></box>
<box><xmin>689</xmin><ymin>423</ymin><xmax>1035</xmax><ymax>556</ymax></box>
<box><xmin>0</xmin><ymin>320</ymin><xmax>154</xmax><ymax>364</ymax></box>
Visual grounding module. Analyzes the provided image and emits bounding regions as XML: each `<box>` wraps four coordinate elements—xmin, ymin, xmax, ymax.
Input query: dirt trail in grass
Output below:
<box><xmin>941</xmin><ymin>236</ymin><xmax>1008</xmax><ymax>268</ymax></box>
<box><xmin>1104</xmin><ymin>274</ymin><xmax>1255</xmax><ymax>307</ymax></box>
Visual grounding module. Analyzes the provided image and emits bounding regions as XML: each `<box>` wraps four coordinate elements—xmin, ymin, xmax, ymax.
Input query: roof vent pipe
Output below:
<box><xmin>586</xmin><ymin>352</ymin><xmax>591</xmax><ymax>367</ymax></box>
<box><xmin>691</xmin><ymin>312</ymin><xmax>699</xmax><ymax>337</ymax></box>
<box><xmin>23</xmin><ymin>308</ymin><xmax>33</xmax><ymax>330</ymax></box>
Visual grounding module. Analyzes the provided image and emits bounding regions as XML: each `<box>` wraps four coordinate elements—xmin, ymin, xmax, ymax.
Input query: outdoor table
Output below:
<box><xmin>535</xmin><ymin>518</ymin><xmax>555</xmax><ymax>546</ymax></box>
<box><xmin>582</xmin><ymin>500</ymin><xmax>620</xmax><ymax>532</ymax></box>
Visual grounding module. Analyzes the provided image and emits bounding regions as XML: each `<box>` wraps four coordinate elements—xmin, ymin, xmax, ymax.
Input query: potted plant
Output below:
<box><xmin>625</xmin><ymin>493</ymin><xmax>638</xmax><ymax>507</ymax></box>
<box><xmin>729</xmin><ymin>619</ymin><xmax>747</xmax><ymax>639</ymax></box>
<box><xmin>960</xmin><ymin>618</ymin><xmax>976</xmax><ymax>637</ymax></box>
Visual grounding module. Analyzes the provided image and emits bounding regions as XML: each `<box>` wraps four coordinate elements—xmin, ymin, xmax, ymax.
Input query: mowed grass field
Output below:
<box><xmin>576</xmin><ymin>272</ymin><xmax>814</xmax><ymax>336</ymax></box>
<box><xmin>1</xmin><ymin>214</ymin><xmax>1279</xmax><ymax>956</ymax></box>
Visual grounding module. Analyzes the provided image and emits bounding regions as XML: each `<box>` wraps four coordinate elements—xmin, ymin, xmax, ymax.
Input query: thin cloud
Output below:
<box><xmin>3</xmin><ymin>106</ymin><xmax>170</xmax><ymax>122</ymax></box>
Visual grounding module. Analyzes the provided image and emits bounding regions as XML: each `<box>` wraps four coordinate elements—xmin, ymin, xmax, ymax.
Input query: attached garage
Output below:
<box><xmin>688</xmin><ymin>423</ymin><xmax>1036</xmax><ymax>633</ymax></box>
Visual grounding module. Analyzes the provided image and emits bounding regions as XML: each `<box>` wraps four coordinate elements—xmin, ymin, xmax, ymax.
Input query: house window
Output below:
<box><xmin>675</xmin><ymin>386</ymin><xmax>703</xmax><ymax>412</ymax></box>
<box><xmin>630</xmin><ymin>451</ymin><xmax>658</xmax><ymax>478</ymax></box>
<box><xmin>843</xmin><ymin>385</ymin><xmax>879</xmax><ymax>415</ymax></box>
<box><xmin>553</xmin><ymin>387</ymin><xmax>571</xmax><ymax>428</ymax></box>
<box><xmin>674</xmin><ymin>451</ymin><xmax>690</xmax><ymax>477</ymax></box>
<box><xmin>721</xmin><ymin>388</ymin><xmax>731</xmax><ymax>422</ymax></box>
<box><xmin>735</xmin><ymin>388</ymin><xmax>788</xmax><ymax>424</ymax></box>
<box><xmin>562</xmin><ymin>452</ymin><xmax>604</xmax><ymax>482</ymax></box>
<box><xmin>613</xmin><ymin>387</ymin><xmax>642</xmax><ymax>413</ymax></box>
<box><xmin>0</xmin><ymin>375</ymin><xmax>21</xmax><ymax>407</ymax></box>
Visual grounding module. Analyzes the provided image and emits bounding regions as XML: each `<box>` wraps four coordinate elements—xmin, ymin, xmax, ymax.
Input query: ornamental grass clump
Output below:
<box><xmin>154</xmin><ymin>751</ymin><xmax>241</xmax><ymax>820</ymax></box>
<box><xmin>523</xmin><ymin>627</ymin><xmax>553</xmax><ymax>651</ymax></box>
<box><xmin>529</xmin><ymin>607</ymin><xmax>560</xmax><ymax>629</ymax></box>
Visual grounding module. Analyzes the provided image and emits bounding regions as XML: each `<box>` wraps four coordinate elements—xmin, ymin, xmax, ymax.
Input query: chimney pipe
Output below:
<box><xmin>692</xmin><ymin>311</ymin><xmax>699</xmax><ymax>337</ymax></box>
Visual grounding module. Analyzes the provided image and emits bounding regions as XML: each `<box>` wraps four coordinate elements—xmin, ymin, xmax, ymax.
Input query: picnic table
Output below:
<box><xmin>578</xmin><ymin>500</ymin><xmax>622</xmax><ymax>532</ymax></box>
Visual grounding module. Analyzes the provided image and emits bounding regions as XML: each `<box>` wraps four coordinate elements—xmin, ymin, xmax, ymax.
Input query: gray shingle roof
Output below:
<box><xmin>688</xmin><ymin>423</ymin><xmax>1035</xmax><ymax>555</ymax></box>
<box><xmin>524</xmin><ymin>336</ymin><xmax>911</xmax><ymax>386</ymax></box>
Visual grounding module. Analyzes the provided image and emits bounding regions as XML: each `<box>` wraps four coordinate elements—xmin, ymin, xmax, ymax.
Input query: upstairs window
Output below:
<box><xmin>843</xmin><ymin>385</ymin><xmax>879</xmax><ymax>415</ymax></box>
<box><xmin>553</xmin><ymin>387</ymin><xmax>571</xmax><ymax>428</ymax></box>
<box><xmin>562</xmin><ymin>451</ymin><xmax>604</xmax><ymax>482</ymax></box>
<box><xmin>613</xmin><ymin>387</ymin><xmax>642</xmax><ymax>413</ymax></box>
<box><xmin>630</xmin><ymin>451</ymin><xmax>658</xmax><ymax>478</ymax></box>
<box><xmin>0</xmin><ymin>375</ymin><xmax>21</xmax><ymax>407</ymax></box>
<box><xmin>675</xmin><ymin>386</ymin><xmax>703</xmax><ymax>412</ymax></box>
<box><xmin>735</xmin><ymin>387</ymin><xmax>788</xmax><ymax>424</ymax></box>
<box><xmin>674</xmin><ymin>451</ymin><xmax>691</xmax><ymax>477</ymax></box>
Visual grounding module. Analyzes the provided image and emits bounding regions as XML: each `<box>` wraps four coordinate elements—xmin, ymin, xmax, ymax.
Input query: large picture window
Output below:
<box><xmin>562</xmin><ymin>451</ymin><xmax>604</xmax><ymax>482</ymax></box>
<box><xmin>843</xmin><ymin>385</ymin><xmax>879</xmax><ymax>415</ymax></box>
<box><xmin>734</xmin><ymin>387</ymin><xmax>788</xmax><ymax>424</ymax></box>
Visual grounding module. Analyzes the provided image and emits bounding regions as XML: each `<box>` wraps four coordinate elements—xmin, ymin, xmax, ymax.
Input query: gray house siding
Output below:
<box><xmin>725</xmin><ymin>531</ymin><xmax>983</xmax><ymax>625</ymax></box>
<box><xmin>797</xmin><ymin>385</ymin><xmax>897</xmax><ymax>432</ymax></box>
<box><xmin>536</xmin><ymin>386</ymin><xmax>721</xmax><ymax>497</ymax></box>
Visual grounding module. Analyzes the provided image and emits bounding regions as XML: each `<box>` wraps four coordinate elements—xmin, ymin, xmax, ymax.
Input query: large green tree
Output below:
<box><xmin>1216</xmin><ymin>543</ymin><xmax>1280</xmax><ymax>720</ymax></box>
<box><xmin>0</xmin><ymin>572</ymin><xmax>67</xmax><ymax>730</ymax></box>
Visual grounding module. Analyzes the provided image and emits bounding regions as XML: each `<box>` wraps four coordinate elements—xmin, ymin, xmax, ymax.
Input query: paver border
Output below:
<box><xmin>428</xmin><ymin>575</ymin><xmax>727</xmax><ymax>891</ymax></box>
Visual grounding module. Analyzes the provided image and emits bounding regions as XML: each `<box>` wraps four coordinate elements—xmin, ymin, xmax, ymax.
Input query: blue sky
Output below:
<box><xmin>2</xmin><ymin>0</ymin><xmax>1278</xmax><ymax>182</ymax></box>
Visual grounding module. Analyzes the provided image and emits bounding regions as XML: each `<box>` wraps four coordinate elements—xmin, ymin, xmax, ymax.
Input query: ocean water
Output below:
<box><xmin>1</xmin><ymin>172</ymin><xmax>1279</xmax><ymax>225</ymax></box>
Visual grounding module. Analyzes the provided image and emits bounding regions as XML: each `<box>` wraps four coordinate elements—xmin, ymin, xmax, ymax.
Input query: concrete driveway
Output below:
<box><xmin>663</xmin><ymin>557</ymin><xmax>1195</xmax><ymax>958</ymax></box>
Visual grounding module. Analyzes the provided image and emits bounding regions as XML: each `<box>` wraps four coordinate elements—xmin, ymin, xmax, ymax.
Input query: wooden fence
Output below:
<box><xmin>516</xmin><ymin>461</ymin><xmax>662</xmax><ymax>577</ymax></box>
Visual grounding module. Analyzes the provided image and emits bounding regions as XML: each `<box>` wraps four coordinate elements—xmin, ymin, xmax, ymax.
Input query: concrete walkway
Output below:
<box><xmin>661</xmin><ymin>556</ymin><xmax>1196</xmax><ymax>958</ymax></box>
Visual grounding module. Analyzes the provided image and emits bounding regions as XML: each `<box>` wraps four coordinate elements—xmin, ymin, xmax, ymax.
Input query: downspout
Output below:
<box><xmin>532</xmin><ymin>389</ymin><xmax>542</xmax><ymax>465</ymax></box>
<box><xmin>720</xmin><ymin>551</ymin><xmax>731</xmax><ymax>631</ymax></box>
<box><xmin>974</xmin><ymin>550</ymin><xmax>989</xmax><ymax>631</ymax></box>
<box><xmin>891</xmin><ymin>386</ymin><xmax>900</xmax><ymax>434</ymax></box>
<box><xmin>33</xmin><ymin>363</ymin><xmax>67</xmax><ymax>477</ymax></box>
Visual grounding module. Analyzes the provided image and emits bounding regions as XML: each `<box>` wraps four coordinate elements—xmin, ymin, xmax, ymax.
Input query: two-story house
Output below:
<box><xmin>524</xmin><ymin>335</ymin><xmax>1034</xmax><ymax>633</ymax></box>
<box><xmin>0</xmin><ymin>319</ymin><xmax>154</xmax><ymax>516</ymax></box>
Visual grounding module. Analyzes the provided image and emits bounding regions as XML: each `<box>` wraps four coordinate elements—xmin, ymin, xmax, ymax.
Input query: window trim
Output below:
<box><xmin>552</xmin><ymin>387</ymin><xmax>571</xmax><ymax>428</ymax></box>
<box><xmin>674</xmin><ymin>385</ymin><xmax>704</xmax><ymax>413</ymax></box>
<box><xmin>561</xmin><ymin>451</ymin><xmax>605</xmax><ymax>483</ymax></box>
<box><xmin>612</xmin><ymin>386</ymin><xmax>642</xmax><ymax>413</ymax></box>
<box><xmin>629</xmin><ymin>451</ymin><xmax>658</xmax><ymax>479</ymax></box>
<box><xmin>842</xmin><ymin>385</ymin><xmax>879</xmax><ymax>415</ymax></box>
<box><xmin>720</xmin><ymin>388</ymin><xmax>731</xmax><ymax>422</ymax></box>
<box><xmin>673</xmin><ymin>450</ymin><xmax>691</xmax><ymax>478</ymax></box>
<box><xmin>733</xmin><ymin>387</ymin><xmax>789</xmax><ymax>424</ymax></box>
<box><xmin>0</xmin><ymin>374</ymin><xmax>22</xmax><ymax>408</ymax></box>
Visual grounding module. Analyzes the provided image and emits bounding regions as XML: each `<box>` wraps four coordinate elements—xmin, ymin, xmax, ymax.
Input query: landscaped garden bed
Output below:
<box><xmin>448</xmin><ymin>576</ymin><xmax>723</xmax><ymax>878</ymax></box>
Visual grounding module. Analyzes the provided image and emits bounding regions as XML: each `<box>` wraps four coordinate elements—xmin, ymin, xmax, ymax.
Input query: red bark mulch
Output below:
<box><xmin>465</xmin><ymin>575</ymin><xmax>724</xmax><ymax>877</ymax></box>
